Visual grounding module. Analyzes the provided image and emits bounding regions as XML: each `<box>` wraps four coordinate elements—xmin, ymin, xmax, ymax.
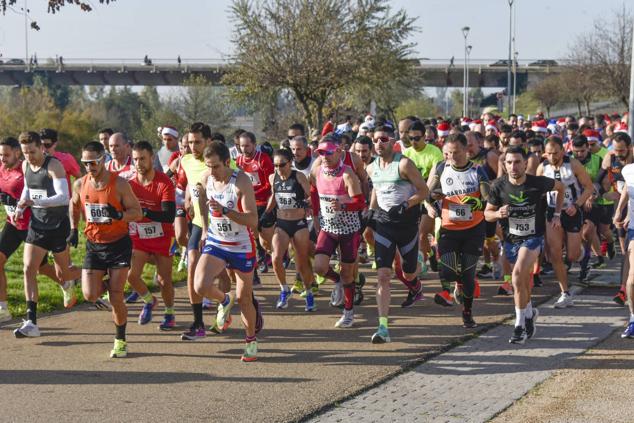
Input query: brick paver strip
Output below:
<box><xmin>309</xmin><ymin>295</ymin><xmax>624</xmax><ymax>423</ymax></box>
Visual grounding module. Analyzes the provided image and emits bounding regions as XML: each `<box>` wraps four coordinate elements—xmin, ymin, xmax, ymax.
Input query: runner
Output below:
<box><xmin>98</xmin><ymin>128</ymin><xmax>114</xmax><ymax>162</ymax></box>
<box><xmin>107</xmin><ymin>132</ymin><xmax>135</xmax><ymax>180</ymax></box>
<box><xmin>13</xmin><ymin>132</ymin><xmax>81</xmax><ymax>338</ymax></box>
<box><xmin>366</xmin><ymin>127</ymin><xmax>428</xmax><ymax>342</ymax></box>
<box><xmin>69</xmin><ymin>141</ymin><xmax>142</xmax><ymax>357</ymax></box>
<box><xmin>310</xmin><ymin>135</ymin><xmax>365</xmax><ymax>328</ymax></box>
<box><xmin>194</xmin><ymin>141</ymin><xmax>260</xmax><ymax>362</ymax></box>
<box><xmin>126</xmin><ymin>141</ymin><xmax>176</xmax><ymax>330</ymax></box>
<box><xmin>0</xmin><ymin>137</ymin><xmax>66</xmax><ymax>322</ymax></box>
<box><xmin>39</xmin><ymin>128</ymin><xmax>82</xmax><ymax>191</ymax></box>
<box><xmin>537</xmin><ymin>136</ymin><xmax>594</xmax><ymax>308</ymax></box>
<box><xmin>428</xmin><ymin>133</ymin><xmax>489</xmax><ymax>326</ymax></box>
<box><xmin>265</xmin><ymin>148</ymin><xmax>315</xmax><ymax>311</ymax></box>
<box><xmin>485</xmin><ymin>146</ymin><xmax>566</xmax><ymax>344</ymax></box>
<box><xmin>154</xmin><ymin>126</ymin><xmax>180</xmax><ymax>172</ymax></box>
<box><xmin>353</xmin><ymin>136</ymin><xmax>376</xmax><ymax>266</ymax></box>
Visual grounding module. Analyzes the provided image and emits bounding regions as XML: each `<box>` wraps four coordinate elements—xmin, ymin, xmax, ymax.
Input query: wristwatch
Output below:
<box><xmin>221</xmin><ymin>206</ymin><xmax>229</xmax><ymax>215</ymax></box>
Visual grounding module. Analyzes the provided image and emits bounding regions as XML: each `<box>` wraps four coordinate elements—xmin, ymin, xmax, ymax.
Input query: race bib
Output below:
<box><xmin>246</xmin><ymin>172</ymin><xmax>260</xmax><ymax>186</ymax></box>
<box><xmin>137</xmin><ymin>222</ymin><xmax>164</xmax><ymax>239</ymax></box>
<box><xmin>319</xmin><ymin>195</ymin><xmax>337</xmax><ymax>217</ymax></box>
<box><xmin>190</xmin><ymin>185</ymin><xmax>200</xmax><ymax>199</ymax></box>
<box><xmin>509</xmin><ymin>216</ymin><xmax>536</xmax><ymax>236</ymax></box>
<box><xmin>29</xmin><ymin>189</ymin><xmax>47</xmax><ymax>201</ymax></box>
<box><xmin>211</xmin><ymin>216</ymin><xmax>234</xmax><ymax>236</ymax></box>
<box><xmin>448</xmin><ymin>203</ymin><xmax>472</xmax><ymax>221</ymax></box>
<box><xmin>85</xmin><ymin>203</ymin><xmax>111</xmax><ymax>223</ymax></box>
<box><xmin>276</xmin><ymin>192</ymin><xmax>297</xmax><ymax>209</ymax></box>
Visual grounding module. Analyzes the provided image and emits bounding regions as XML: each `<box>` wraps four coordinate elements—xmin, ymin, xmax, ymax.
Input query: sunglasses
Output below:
<box><xmin>274</xmin><ymin>162</ymin><xmax>289</xmax><ymax>168</ymax></box>
<box><xmin>373</xmin><ymin>136</ymin><xmax>390</xmax><ymax>144</ymax></box>
<box><xmin>318</xmin><ymin>150</ymin><xmax>335</xmax><ymax>156</ymax></box>
<box><xmin>81</xmin><ymin>156</ymin><xmax>104</xmax><ymax>167</ymax></box>
<box><xmin>410</xmin><ymin>135</ymin><xmax>424</xmax><ymax>142</ymax></box>
<box><xmin>42</xmin><ymin>143</ymin><xmax>54</xmax><ymax>149</ymax></box>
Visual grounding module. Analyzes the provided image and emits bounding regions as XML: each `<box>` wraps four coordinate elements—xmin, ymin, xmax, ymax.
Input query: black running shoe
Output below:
<box><xmin>532</xmin><ymin>274</ymin><xmax>543</xmax><ymax>287</ymax></box>
<box><xmin>509</xmin><ymin>326</ymin><xmax>527</xmax><ymax>344</ymax></box>
<box><xmin>353</xmin><ymin>288</ymin><xmax>364</xmax><ymax>306</ymax></box>
<box><xmin>608</xmin><ymin>242</ymin><xmax>616</xmax><ymax>260</ymax></box>
<box><xmin>462</xmin><ymin>310</ymin><xmax>477</xmax><ymax>328</ymax></box>
<box><xmin>401</xmin><ymin>284</ymin><xmax>424</xmax><ymax>308</ymax></box>
<box><xmin>525</xmin><ymin>309</ymin><xmax>539</xmax><ymax>339</ymax></box>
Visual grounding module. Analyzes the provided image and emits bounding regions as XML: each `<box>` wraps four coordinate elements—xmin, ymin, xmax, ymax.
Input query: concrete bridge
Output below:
<box><xmin>0</xmin><ymin>57</ymin><xmax>562</xmax><ymax>90</ymax></box>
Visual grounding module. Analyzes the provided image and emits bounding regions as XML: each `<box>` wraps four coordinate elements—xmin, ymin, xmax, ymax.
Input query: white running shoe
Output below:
<box><xmin>553</xmin><ymin>292</ymin><xmax>574</xmax><ymax>309</ymax></box>
<box><xmin>334</xmin><ymin>309</ymin><xmax>354</xmax><ymax>328</ymax></box>
<box><xmin>61</xmin><ymin>281</ymin><xmax>77</xmax><ymax>309</ymax></box>
<box><xmin>330</xmin><ymin>282</ymin><xmax>344</xmax><ymax>307</ymax></box>
<box><xmin>14</xmin><ymin>320</ymin><xmax>40</xmax><ymax>338</ymax></box>
<box><xmin>0</xmin><ymin>305</ymin><xmax>11</xmax><ymax>322</ymax></box>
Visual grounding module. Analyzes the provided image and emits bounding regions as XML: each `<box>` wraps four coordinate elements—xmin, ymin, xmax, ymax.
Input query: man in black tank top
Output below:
<box><xmin>13</xmin><ymin>131</ymin><xmax>81</xmax><ymax>339</ymax></box>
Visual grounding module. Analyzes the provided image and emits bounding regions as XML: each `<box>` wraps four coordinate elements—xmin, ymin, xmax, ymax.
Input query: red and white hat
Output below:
<box><xmin>531</xmin><ymin>120</ymin><xmax>548</xmax><ymax>134</ymax></box>
<box><xmin>161</xmin><ymin>125</ymin><xmax>179</xmax><ymax>138</ymax></box>
<box><xmin>556</xmin><ymin>117</ymin><xmax>566</xmax><ymax>127</ymax></box>
<box><xmin>461</xmin><ymin>117</ymin><xmax>473</xmax><ymax>126</ymax></box>
<box><xmin>437</xmin><ymin>122</ymin><xmax>450</xmax><ymax>137</ymax></box>
<box><xmin>582</xmin><ymin>128</ymin><xmax>600</xmax><ymax>142</ymax></box>
<box><xmin>485</xmin><ymin>119</ymin><xmax>498</xmax><ymax>133</ymax></box>
<box><xmin>615</xmin><ymin>122</ymin><xmax>629</xmax><ymax>133</ymax></box>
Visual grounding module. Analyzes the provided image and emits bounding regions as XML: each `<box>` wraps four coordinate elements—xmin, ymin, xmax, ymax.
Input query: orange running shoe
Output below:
<box><xmin>497</xmin><ymin>281</ymin><xmax>514</xmax><ymax>296</ymax></box>
<box><xmin>434</xmin><ymin>290</ymin><xmax>454</xmax><ymax>307</ymax></box>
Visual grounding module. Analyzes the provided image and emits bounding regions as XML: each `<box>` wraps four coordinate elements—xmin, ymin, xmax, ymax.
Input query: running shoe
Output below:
<box><xmin>607</xmin><ymin>242</ymin><xmax>616</xmax><ymax>260</ymax></box>
<box><xmin>110</xmin><ymin>339</ymin><xmax>127</xmax><ymax>358</ymax></box>
<box><xmin>417</xmin><ymin>251</ymin><xmax>428</xmax><ymax>276</ymax></box>
<box><xmin>492</xmin><ymin>262</ymin><xmax>502</xmax><ymax>280</ymax></box>
<box><xmin>125</xmin><ymin>291</ymin><xmax>140</xmax><ymax>303</ymax></box>
<box><xmin>497</xmin><ymin>281</ymin><xmax>514</xmax><ymax>296</ymax></box>
<box><xmin>525</xmin><ymin>308</ymin><xmax>539</xmax><ymax>339</ymax></box>
<box><xmin>241</xmin><ymin>341</ymin><xmax>258</xmax><ymax>362</ymax></box>
<box><xmin>291</xmin><ymin>279</ymin><xmax>304</xmax><ymax>294</ymax></box>
<box><xmin>428</xmin><ymin>246</ymin><xmax>439</xmax><ymax>272</ymax></box>
<box><xmin>314</xmin><ymin>274</ymin><xmax>326</xmax><ymax>286</ymax></box>
<box><xmin>613</xmin><ymin>290</ymin><xmax>626</xmax><ymax>306</ymax></box>
<box><xmin>216</xmin><ymin>292</ymin><xmax>235</xmax><ymax>330</ymax></box>
<box><xmin>540</xmin><ymin>262</ymin><xmax>554</xmax><ymax>275</ymax></box>
<box><xmin>591</xmin><ymin>257</ymin><xmax>607</xmax><ymax>269</ymax></box>
<box><xmin>434</xmin><ymin>290</ymin><xmax>454</xmax><ymax>307</ymax></box>
<box><xmin>0</xmin><ymin>305</ymin><xmax>11</xmax><ymax>322</ymax></box>
<box><xmin>453</xmin><ymin>283</ymin><xmax>464</xmax><ymax>305</ymax></box>
<box><xmin>533</xmin><ymin>274</ymin><xmax>543</xmax><ymax>288</ymax></box>
<box><xmin>181</xmin><ymin>323</ymin><xmax>205</xmax><ymax>340</ymax></box>
<box><xmin>282</xmin><ymin>252</ymin><xmax>291</xmax><ymax>269</ymax></box>
<box><xmin>202</xmin><ymin>297</ymin><xmax>214</xmax><ymax>310</ymax></box>
<box><xmin>138</xmin><ymin>295</ymin><xmax>158</xmax><ymax>325</ymax></box>
<box><xmin>61</xmin><ymin>281</ymin><xmax>77</xmax><ymax>309</ymax></box>
<box><xmin>353</xmin><ymin>289</ymin><xmax>364</xmax><ymax>306</ymax></box>
<box><xmin>565</xmin><ymin>258</ymin><xmax>572</xmax><ymax>273</ymax></box>
<box><xmin>474</xmin><ymin>278</ymin><xmax>481</xmax><ymax>298</ymax></box>
<box><xmin>579</xmin><ymin>250</ymin><xmax>592</xmax><ymax>281</ymax></box>
<box><xmin>462</xmin><ymin>310</ymin><xmax>477</xmax><ymax>328</ymax></box>
<box><xmin>257</xmin><ymin>259</ymin><xmax>268</xmax><ymax>274</ymax></box>
<box><xmin>159</xmin><ymin>314</ymin><xmax>176</xmax><ymax>331</ymax></box>
<box><xmin>177</xmin><ymin>255</ymin><xmax>187</xmax><ymax>272</ymax></box>
<box><xmin>553</xmin><ymin>292</ymin><xmax>574</xmax><ymax>309</ymax></box>
<box><xmin>13</xmin><ymin>319</ymin><xmax>40</xmax><ymax>338</ymax></box>
<box><xmin>94</xmin><ymin>297</ymin><xmax>111</xmax><ymax>311</ymax></box>
<box><xmin>276</xmin><ymin>289</ymin><xmax>291</xmax><ymax>309</ymax></box>
<box><xmin>305</xmin><ymin>294</ymin><xmax>317</xmax><ymax>312</ymax></box>
<box><xmin>330</xmin><ymin>282</ymin><xmax>344</xmax><ymax>307</ymax></box>
<box><xmin>371</xmin><ymin>325</ymin><xmax>391</xmax><ymax>344</ymax></box>
<box><xmin>621</xmin><ymin>322</ymin><xmax>634</xmax><ymax>338</ymax></box>
<box><xmin>334</xmin><ymin>309</ymin><xmax>354</xmax><ymax>328</ymax></box>
<box><xmin>401</xmin><ymin>283</ymin><xmax>424</xmax><ymax>308</ymax></box>
<box><xmin>300</xmin><ymin>285</ymin><xmax>319</xmax><ymax>298</ymax></box>
<box><xmin>509</xmin><ymin>326</ymin><xmax>527</xmax><ymax>344</ymax></box>
<box><xmin>209</xmin><ymin>314</ymin><xmax>233</xmax><ymax>334</ymax></box>
<box><xmin>476</xmin><ymin>263</ymin><xmax>493</xmax><ymax>279</ymax></box>
<box><xmin>254</xmin><ymin>296</ymin><xmax>263</xmax><ymax>334</ymax></box>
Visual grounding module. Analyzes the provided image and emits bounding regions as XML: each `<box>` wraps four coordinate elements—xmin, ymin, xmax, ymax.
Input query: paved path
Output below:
<box><xmin>308</xmin><ymin>294</ymin><xmax>624</xmax><ymax>422</ymax></box>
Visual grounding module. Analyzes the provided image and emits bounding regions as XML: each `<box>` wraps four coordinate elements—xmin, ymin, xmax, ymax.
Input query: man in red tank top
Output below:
<box><xmin>107</xmin><ymin>133</ymin><xmax>135</xmax><ymax>180</ymax></box>
<box><xmin>126</xmin><ymin>141</ymin><xmax>177</xmax><ymax>330</ymax></box>
<box><xmin>69</xmin><ymin>141</ymin><xmax>142</xmax><ymax>358</ymax></box>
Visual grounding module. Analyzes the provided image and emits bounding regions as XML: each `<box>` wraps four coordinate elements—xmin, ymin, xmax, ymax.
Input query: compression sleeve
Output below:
<box><xmin>175</xmin><ymin>188</ymin><xmax>185</xmax><ymax>207</ymax></box>
<box><xmin>342</xmin><ymin>194</ymin><xmax>366</xmax><ymax>212</ymax></box>
<box><xmin>143</xmin><ymin>201</ymin><xmax>176</xmax><ymax>223</ymax></box>
<box><xmin>32</xmin><ymin>178</ymin><xmax>70</xmax><ymax>207</ymax></box>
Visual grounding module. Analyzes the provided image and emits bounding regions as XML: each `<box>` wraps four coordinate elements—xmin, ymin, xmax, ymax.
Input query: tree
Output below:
<box><xmin>226</xmin><ymin>0</ymin><xmax>417</xmax><ymax>131</ymax></box>
<box><xmin>394</xmin><ymin>97</ymin><xmax>438</xmax><ymax>121</ymax></box>
<box><xmin>531</xmin><ymin>76</ymin><xmax>560</xmax><ymax>117</ymax></box>
<box><xmin>1</xmin><ymin>0</ymin><xmax>115</xmax><ymax>30</ymax></box>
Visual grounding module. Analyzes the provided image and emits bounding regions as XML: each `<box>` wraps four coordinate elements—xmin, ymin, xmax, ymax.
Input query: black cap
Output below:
<box><xmin>39</xmin><ymin>128</ymin><xmax>58</xmax><ymax>142</ymax></box>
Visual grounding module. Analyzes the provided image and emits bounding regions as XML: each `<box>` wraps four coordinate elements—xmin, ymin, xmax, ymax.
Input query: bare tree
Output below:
<box><xmin>531</xmin><ymin>76</ymin><xmax>560</xmax><ymax>117</ymax></box>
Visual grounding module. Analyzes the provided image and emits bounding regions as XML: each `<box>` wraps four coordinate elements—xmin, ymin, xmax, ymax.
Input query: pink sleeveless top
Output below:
<box><xmin>316</xmin><ymin>164</ymin><xmax>360</xmax><ymax>235</ymax></box>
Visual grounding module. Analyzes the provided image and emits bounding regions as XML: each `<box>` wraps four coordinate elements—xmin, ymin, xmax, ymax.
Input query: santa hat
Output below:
<box><xmin>461</xmin><ymin>117</ymin><xmax>473</xmax><ymax>126</ymax></box>
<box><xmin>485</xmin><ymin>120</ymin><xmax>498</xmax><ymax>133</ymax></box>
<box><xmin>582</xmin><ymin>128</ymin><xmax>600</xmax><ymax>142</ymax></box>
<box><xmin>437</xmin><ymin>122</ymin><xmax>450</xmax><ymax>137</ymax></box>
<box><xmin>160</xmin><ymin>125</ymin><xmax>179</xmax><ymax>139</ymax></box>
<box><xmin>556</xmin><ymin>118</ymin><xmax>566</xmax><ymax>127</ymax></box>
<box><xmin>615</xmin><ymin>122</ymin><xmax>629</xmax><ymax>133</ymax></box>
<box><xmin>531</xmin><ymin>119</ymin><xmax>548</xmax><ymax>134</ymax></box>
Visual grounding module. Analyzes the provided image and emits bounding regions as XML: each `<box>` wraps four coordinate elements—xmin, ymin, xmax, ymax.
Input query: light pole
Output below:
<box><xmin>466</xmin><ymin>45</ymin><xmax>472</xmax><ymax>117</ymax></box>
<box><xmin>507</xmin><ymin>0</ymin><xmax>514</xmax><ymax>115</ymax></box>
<box><xmin>462</xmin><ymin>26</ymin><xmax>470</xmax><ymax>117</ymax></box>
<box><xmin>512</xmin><ymin>51</ymin><xmax>518</xmax><ymax>114</ymax></box>
<box><xmin>24</xmin><ymin>0</ymin><xmax>29</xmax><ymax>68</ymax></box>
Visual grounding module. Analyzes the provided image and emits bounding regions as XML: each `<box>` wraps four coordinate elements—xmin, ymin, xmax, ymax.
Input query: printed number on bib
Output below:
<box><xmin>85</xmin><ymin>203</ymin><xmax>111</xmax><ymax>223</ymax></box>
<box><xmin>448</xmin><ymin>203</ymin><xmax>472</xmax><ymax>221</ymax></box>
<box><xmin>137</xmin><ymin>222</ymin><xmax>164</xmax><ymax>239</ymax></box>
<box><xmin>509</xmin><ymin>216</ymin><xmax>535</xmax><ymax>236</ymax></box>
<box><xmin>212</xmin><ymin>217</ymin><xmax>234</xmax><ymax>235</ymax></box>
<box><xmin>29</xmin><ymin>189</ymin><xmax>47</xmax><ymax>201</ymax></box>
<box><xmin>190</xmin><ymin>185</ymin><xmax>199</xmax><ymax>199</ymax></box>
<box><xmin>319</xmin><ymin>196</ymin><xmax>337</xmax><ymax>217</ymax></box>
<box><xmin>276</xmin><ymin>193</ymin><xmax>296</xmax><ymax>209</ymax></box>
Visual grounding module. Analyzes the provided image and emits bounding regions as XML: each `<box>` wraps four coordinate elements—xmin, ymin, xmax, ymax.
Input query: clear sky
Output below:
<box><xmin>0</xmin><ymin>0</ymin><xmax>629</xmax><ymax>63</ymax></box>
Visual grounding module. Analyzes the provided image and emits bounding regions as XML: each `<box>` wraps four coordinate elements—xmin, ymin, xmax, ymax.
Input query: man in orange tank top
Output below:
<box><xmin>69</xmin><ymin>141</ymin><xmax>142</xmax><ymax>358</ymax></box>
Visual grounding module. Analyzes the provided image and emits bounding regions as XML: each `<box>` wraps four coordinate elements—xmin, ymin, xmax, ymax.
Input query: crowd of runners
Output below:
<box><xmin>1</xmin><ymin>111</ymin><xmax>634</xmax><ymax>362</ymax></box>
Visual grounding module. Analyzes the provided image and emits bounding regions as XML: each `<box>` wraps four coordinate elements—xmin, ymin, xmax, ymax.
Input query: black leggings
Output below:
<box><xmin>439</xmin><ymin>252</ymin><xmax>479</xmax><ymax>298</ymax></box>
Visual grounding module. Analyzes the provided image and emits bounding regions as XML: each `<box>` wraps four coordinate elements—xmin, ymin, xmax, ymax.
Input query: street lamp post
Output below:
<box><xmin>507</xmin><ymin>0</ymin><xmax>514</xmax><ymax>115</ymax></box>
<box><xmin>466</xmin><ymin>45</ymin><xmax>472</xmax><ymax>117</ymax></box>
<box><xmin>462</xmin><ymin>26</ymin><xmax>470</xmax><ymax>117</ymax></box>
<box><xmin>513</xmin><ymin>51</ymin><xmax>518</xmax><ymax>114</ymax></box>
